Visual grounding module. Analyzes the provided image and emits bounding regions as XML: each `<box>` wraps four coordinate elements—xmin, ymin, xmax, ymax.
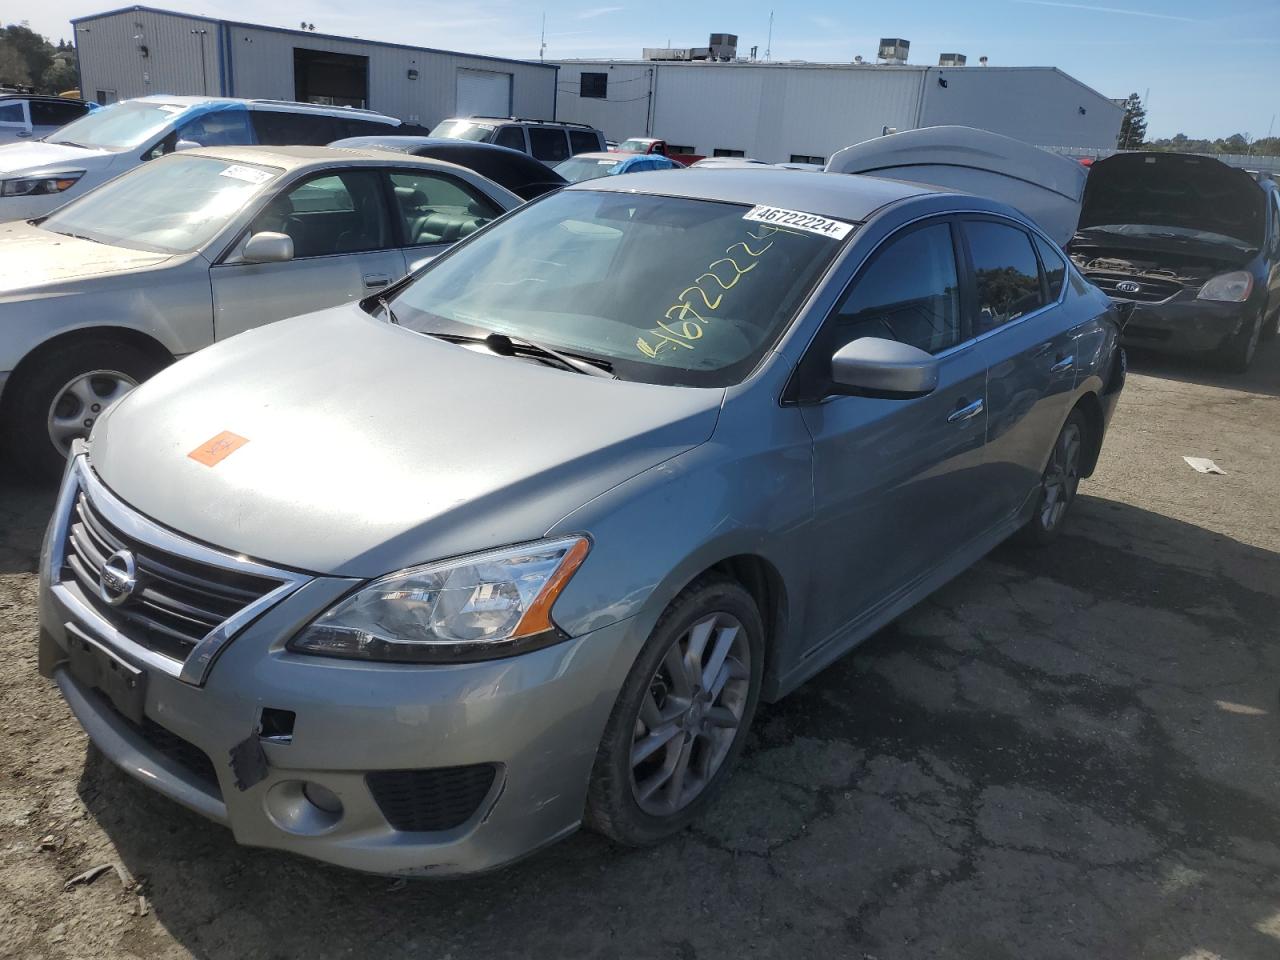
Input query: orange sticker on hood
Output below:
<box><xmin>188</xmin><ymin>431</ymin><xmax>248</xmax><ymax>466</ymax></box>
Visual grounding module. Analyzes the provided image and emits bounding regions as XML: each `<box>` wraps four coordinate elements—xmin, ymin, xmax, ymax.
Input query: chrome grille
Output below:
<box><xmin>1086</xmin><ymin>273</ymin><xmax>1184</xmax><ymax>303</ymax></box>
<box><xmin>61</xmin><ymin>491</ymin><xmax>282</xmax><ymax>663</ymax></box>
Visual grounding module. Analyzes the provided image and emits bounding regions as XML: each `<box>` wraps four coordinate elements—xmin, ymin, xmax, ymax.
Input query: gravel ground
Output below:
<box><xmin>1</xmin><ymin>344</ymin><xmax>1278</xmax><ymax>960</ymax></box>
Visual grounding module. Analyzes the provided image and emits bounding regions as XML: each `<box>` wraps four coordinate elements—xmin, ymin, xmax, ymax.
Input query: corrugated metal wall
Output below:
<box><xmin>74</xmin><ymin>9</ymin><xmax>557</xmax><ymax>127</ymax></box>
<box><xmin>76</xmin><ymin>9</ymin><xmax>223</xmax><ymax>102</ymax></box>
<box><xmin>556</xmin><ymin>60</ymin><xmax>1122</xmax><ymax>162</ymax></box>
<box><xmin>918</xmin><ymin>67</ymin><xmax>1122</xmax><ymax>148</ymax></box>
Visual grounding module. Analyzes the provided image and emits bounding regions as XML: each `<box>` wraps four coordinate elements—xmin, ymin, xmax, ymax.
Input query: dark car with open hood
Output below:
<box><xmin>1067</xmin><ymin>152</ymin><xmax>1280</xmax><ymax>372</ymax></box>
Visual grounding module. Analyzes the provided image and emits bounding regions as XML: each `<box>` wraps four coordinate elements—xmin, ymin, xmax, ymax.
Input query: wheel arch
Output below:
<box><xmin>1071</xmin><ymin>390</ymin><xmax>1105</xmax><ymax>478</ymax></box>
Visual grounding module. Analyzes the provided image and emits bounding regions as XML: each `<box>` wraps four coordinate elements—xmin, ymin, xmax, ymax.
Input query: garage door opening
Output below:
<box><xmin>294</xmin><ymin>48</ymin><xmax>369</xmax><ymax>108</ymax></box>
<box><xmin>456</xmin><ymin>68</ymin><xmax>512</xmax><ymax>118</ymax></box>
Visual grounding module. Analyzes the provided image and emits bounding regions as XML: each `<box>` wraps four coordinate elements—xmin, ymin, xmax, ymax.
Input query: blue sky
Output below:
<box><xmin>23</xmin><ymin>0</ymin><xmax>1280</xmax><ymax>139</ymax></box>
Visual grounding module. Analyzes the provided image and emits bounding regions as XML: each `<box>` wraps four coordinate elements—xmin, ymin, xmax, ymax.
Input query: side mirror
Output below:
<box><xmin>241</xmin><ymin>231</ymin><xmax>294</xmax><ymax>264</ymax></box>
<box><xmin>830</xmin><ymin>337</ymin><xmax>939</xmax><ymax>398</ymax></box>
<box><xmin>174</xmin><ymin>138</ymin><xmax>202</xmax><ymax>152</ymax></box>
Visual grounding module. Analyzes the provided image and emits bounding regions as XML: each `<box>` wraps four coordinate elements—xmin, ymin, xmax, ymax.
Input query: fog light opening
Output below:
<box><xmin>264</xmin><ymin>780</ymin><xmax>344</xmax><ymax>835</ymax></box>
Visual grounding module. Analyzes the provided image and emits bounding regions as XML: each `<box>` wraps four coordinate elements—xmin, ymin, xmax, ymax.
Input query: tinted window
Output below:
<box><xmin>966</xmin><ymin>220</ymin><xmax>1045</xmax><ymax>335</ymax></box>
<box><xmin>493</xmin><ymin>125</ymin><xmax>525</xmax><ymax>151</ymax></box>
<box><xmin>569</xmin><ymin>129</ymin><xmax>599</xmax><ymax>155</ymax></box>
<box><xmin>249</xmin><ymin>170</ymin><xmax>391</xmax><ymax>258</ymax></box>
<box><xmin>339</xmin><ymin>117</ymin><xmax>395</xmax><ymax>138</ymax></box>
<box><xmin>388</xmin><ymin>171</ymin><xmax>501</xmax><ymax>246</ymax></box>
<box><xmin>0</xmin><ymin>102</ymin><xmax>23</xmax><ymax>123</ymax></box>
<box><xmin>830</xmin><ymin>223</ymin><xmax>961</xmax><ymax>355</ymax></box>
<box><xmin>713</xmin><ymin>148</ymin><xmax>745</xmax><ymax>158</ymax></box>
<box><xmin>1034</xmin><ymin>235</ymin><xmax>1067</xmax><ymax>300</ymax></box>
<box><xmin>580</xmin><ymin>73</ymin><xmax>607</xmax><ymax>99</ymax></box>
<box><xmin>251</xmin><ymin>110</ymin><xmax>340</xmax><ymax>145</ymax></box>
<box><xmin>30</xmin><ymin>100</ymin><xmax>87</xmax><ymax>126</ymax></box>
<box><xmin>528</xmin><ymin>127</ymin><xmax>569</xmax><ymax>162</ymax></box>
<box><xmin>177</xmin><ymin>108</ymin><xmax>254</xmax><ymax>147</ymax></box>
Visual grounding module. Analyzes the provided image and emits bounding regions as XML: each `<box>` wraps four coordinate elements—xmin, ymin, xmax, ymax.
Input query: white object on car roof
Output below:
<box><xmin>825</xmin><ymin>125</ymin><xmax>1087</xmax><ymax>247</ymax></box>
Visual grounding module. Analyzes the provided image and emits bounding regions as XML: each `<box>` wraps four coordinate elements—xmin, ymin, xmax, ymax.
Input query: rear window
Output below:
<box><xmin>569</xmin><ymin>129</ymin><xmax>600</xmax><ymax>155</ymax></box>
<box><xmin>528</xmin><ymin>127</ymin><xmax>570</xmax><ymax>163</ymax></box>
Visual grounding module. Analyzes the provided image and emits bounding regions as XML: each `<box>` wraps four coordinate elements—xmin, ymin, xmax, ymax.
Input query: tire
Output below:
<box><xmin>1017</xmin><ymin>408</ymin><xmax>1088</xmax><ymax>547</ymax></box>
<box><xmin>585</xmin><ymin>575</ymin><xmax>764</xmax><ymax>846</ymax></box>
<box><xmin>1216</xmin><ymin>309</ymin><xmax>1264</xmax><ymax>373</ymax></box>
<box><xmin>1</xmin><ymin>339</ymin><xmax>165</xmax><ymax>482</ymax></box>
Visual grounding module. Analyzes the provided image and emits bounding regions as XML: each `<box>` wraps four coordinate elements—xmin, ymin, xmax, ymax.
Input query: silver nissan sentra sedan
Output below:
<box><xmin>38</xmin><ymin>167</ymin><xmax>1125</xmax><ymax>875</ymax></box>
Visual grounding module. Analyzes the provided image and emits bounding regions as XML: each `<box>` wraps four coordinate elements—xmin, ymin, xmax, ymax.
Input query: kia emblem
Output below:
<box><xmin>1116</xmin><ymin>280</ymin><xmax>1141</xmax><ymax>294</ymax></box>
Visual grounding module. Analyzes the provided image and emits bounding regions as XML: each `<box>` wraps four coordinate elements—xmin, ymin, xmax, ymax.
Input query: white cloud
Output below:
<box><xmin>1010</xmin><ymin>0</ymin><xmax>1197</xmax><ymax>23</ymax></box>
<box><xmin>575</xmin><ymin>5</ymin><xmax>623</xmax><ymax>20</ymax></box>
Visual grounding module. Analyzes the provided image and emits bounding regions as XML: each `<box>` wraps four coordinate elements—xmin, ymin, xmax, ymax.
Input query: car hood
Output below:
<box><xmin>0</xmin><ymin>220</ymin><xmax>171</xmax><ymax>292</ymax></box>
<box><xmin>90</xmin><ymin>306</ymin><xmax>724</xmax><ymax>578</ymax></box>
<box><xmin>1078</xmin><ymin>152</ymin><xmax>1265</xmax><ymax>249</ymax></box>
<box><xmin>0</xmin><ymin>139</ymin><xmax>110</xmax><ymax>175</ymax></box>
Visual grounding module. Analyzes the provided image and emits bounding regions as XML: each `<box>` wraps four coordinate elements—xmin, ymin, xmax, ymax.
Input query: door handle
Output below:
<box><xmin>947</xmin><ymin>398</ymin><xmax>984</xmax><ymax>424</ymax></box>
<box><xmin>1050</xmin><ymin>355</ymin><xmax>1075</xmax><ymax>373</ymax></box>
<box><xmin>362</xmin><ymin>273</ymin><xmax>392</xmax><ymax>289</ymax></box>
<box><xmin>15</xmin><ymin>130</ymin><xmax>32</xmax><ymax>138</ymax></box>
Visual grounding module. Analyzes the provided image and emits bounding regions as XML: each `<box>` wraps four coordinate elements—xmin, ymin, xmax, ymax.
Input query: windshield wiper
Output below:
<box><xmin>49</xmin><ymin>140</ymin><xmax>89</xmax><ymax>149</ymax></box>
<box><xmin>423</xmin><ymin>330</ymin><xmax>615</xmax><ymax>378</ymax></box>
<box><xmin>376</xmin><ymin>297</ymin><xmax>400</xmax><ymax>325</ymax></box>
<box><xmin>52</xmin><ymin>230</ymin><xmax>104</xmax><ymax>244</ymax></box>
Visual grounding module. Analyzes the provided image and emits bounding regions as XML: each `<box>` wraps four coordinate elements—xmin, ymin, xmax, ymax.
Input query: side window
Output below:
<box><xmin>0</xmin><ymin>101</ymin><xmax>25</xmax><ymax>124</ymax></box>
<box><xmin>177</xmin><ymin>108</ymin><xmax>254</xmax><ymax>147</ymax></box>
<box><xmin>251</xmin><ymin>110</ymin><xmax>340</xmax><ymax>146</ymax></box>
<box><xmin>569</xmin><ymin>129</ymin><xmax>598</xmax><ymax>155</ymax></box>
<box><xmin>30</xmin><ymin>100</ymin><xmax>87</xmax><ymax>127</ymax></box>
<box><xmin>1033</xmin><ymin>235</ymin><xmax>1067</xmax><ymax>300</ymax></box>
<box><xmin>528</xmin><ymin>127</ymin><xmax>569</xmax><ymax>162</ymax></box>
<box><xmin>247</xmin><ymin>170</ymin><xmax>391</xmax><ymax>258</ymax></box>
<box><xmin>387</xmin><ymin>170</ymin><xmax>502</xmax><ymax>246</ymax></box>
<box><xmin>340</xmin><ymin>118</ymin><xmax>394</xmax><ymax>139</ymax></box>
<box><xmin>829</xmin><ymin>222</ymin><xmax>962</xmax><ymax>355</ymax></box>
<box><xmin>965</xmin><ymin>220</ymin><xmax>1046</xmax><ymax>335</ymax></box>
<box><xmin>493</xmin><ymin>125</ymin><xmax>526</xmax><ymax>152</ymax></box>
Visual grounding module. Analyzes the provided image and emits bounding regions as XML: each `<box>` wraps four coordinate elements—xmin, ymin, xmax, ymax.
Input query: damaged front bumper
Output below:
<box><xmin>37</xmin><ymin>455</ymin><xmax>634</xmax><ymax>876</ymax></box>
<box><xmin>1109</xmin><ymin>292</ymin><xmax>1254</xmax><ymax>355</ymax></box>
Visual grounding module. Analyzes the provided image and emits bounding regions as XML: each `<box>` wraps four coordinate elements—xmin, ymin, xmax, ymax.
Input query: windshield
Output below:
<box><xmin>390</xmin><ymin>190</ymin><xmax>849</xmax><ymax>387</ymax></box>
<box><xmin>618</xmin><ymin>139</ymin><xmax>651</xmax><ymax>152</ymax></box>
<box><xmin>554</xmin><ymin>155</ymin><xmax>621</xmax><ymax>183</ymax></box>
<box><xmin>46</xmin><ymin>99</ymin><xmax>188</xmax><ymax>150</ymax></box>
<box><xmin>41</xmin><ymin>154</ymin><xmax>280</xmax><ymax>254</ymax></box>
<box><xmin>428</xmin><ymin>120</ymin><xmax>495</xmax><ymax>142</ymax></box>
<box><xmin>1079</xmin><ymin>223</ymin><xmax>1256</xmax><ymax>253</ymax></box>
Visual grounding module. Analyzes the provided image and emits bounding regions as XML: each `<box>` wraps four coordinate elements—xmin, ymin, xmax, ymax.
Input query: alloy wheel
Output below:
<box><xmin>629</xmin><ymin>611</ymin><xmax>751</xmax><ymax>816</ymax></box>
<box><xmin>1040</xmin><ymin>421</ymin><xmax>1083</xmax><ymax>532</ymax></box>
<box><xmin>46</xmin><ymin>370</ymin><xmax>137</xmax><ymax>456</ymax></box>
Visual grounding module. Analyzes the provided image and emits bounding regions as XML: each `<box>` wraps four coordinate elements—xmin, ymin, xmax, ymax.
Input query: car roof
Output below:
<box><xmin>565</xmin><ymin>152</ymin><xmax>623</xmax><ymax>161</ymax></box>
<box><xmin>568</xmin><ymin>167</ymin><xmax>945</xmax><ymax>221</ymax></box>
<box><xmin>0</xmin><ymin>93</ymin><xmax>91</xmax><ymax>105</ymax></box>
<box><xmin>128</xmin><ymin>94</ymin><xmax>396</xmax><ymax>121</ymax></box>
<box><xmin>182</xmin><ymin>144</ymin><xmax>466</xmax><ymax>172</ymax></box>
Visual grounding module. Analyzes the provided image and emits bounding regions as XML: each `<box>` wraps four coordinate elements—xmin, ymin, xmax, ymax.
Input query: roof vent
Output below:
<box><xmin>877</xmin><ymin>38</ymin><xmax>909</xmax><ymax>65</ymax></box>
<box><xmin>938</xmin><ymin>53</ymin><xmax>966</xmax><ymax>66</ymax></box>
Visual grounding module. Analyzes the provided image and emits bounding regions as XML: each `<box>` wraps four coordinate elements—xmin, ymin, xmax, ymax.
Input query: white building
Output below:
<box><xmin>72</xmin><ymin>5</ymin><xmax>558</xmax><ymax>127</ymax></box>
<box><xmin>554</xmin><ymin>59</ymin><xmax>1123</xmax><ymax>163</ymax></box>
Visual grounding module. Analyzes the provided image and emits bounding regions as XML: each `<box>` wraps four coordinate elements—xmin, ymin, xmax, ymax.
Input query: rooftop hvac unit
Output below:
<box><xmin>643</xmin><ymin>47</ymin><xmax>694</xmax><ymax>60</ymax></box>
<box><xmin>708</xmin><ymin>33</ymin><xmax>738</xmax><ymax>60</ymax></box>
<box><xmin>938</xmin><ymin>53</ymin><xmax>966</xmax><ymax>66</ymax></box>
<box><xmin>877</xmin><ymin>38</ymin><xmax>909</xmax><ymax>64</ymax></box>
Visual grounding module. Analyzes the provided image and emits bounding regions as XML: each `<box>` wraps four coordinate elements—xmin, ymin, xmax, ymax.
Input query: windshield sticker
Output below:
<box><xmin>188</xmin><ymin>431</ymin><xmax>248</xmax><ymax>467</ymax></box>
<box><xmin>635</xmin><ymin>224</ymin><xmax>790</xmax><ymax>360</ymax></box>
<box><xmin>219</xmin><ymin>164</ymin><xmax>273</xmax><ymax>185</ymax></box>
<box><xmin>743</xmin><ymin>205</ymin><xmax>853</xmax><ymax>240</ymax></box>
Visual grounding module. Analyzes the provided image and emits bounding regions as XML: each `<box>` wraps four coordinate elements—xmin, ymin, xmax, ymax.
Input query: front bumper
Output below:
<box><xmin>38</xmin><ymin>458</ymin><xmax>640</xmax><ymax>876</ymax></box>
<box><xmin>1117</xmin><ymin>296</ymin><xmax>1253</xmax><ymax>354</ymax></box>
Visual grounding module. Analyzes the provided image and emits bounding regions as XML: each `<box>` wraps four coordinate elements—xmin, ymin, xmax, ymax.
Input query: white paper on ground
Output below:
<box><xmin>1183</xmin><ymin>456</ymin><xmax>1226</xmax><ymax>475</ymax></box>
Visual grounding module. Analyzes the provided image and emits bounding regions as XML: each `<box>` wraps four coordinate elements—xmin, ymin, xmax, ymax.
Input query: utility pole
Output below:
<box><xmin>539</xmin><ymin>13</ymin><xmax>546</xmax><ymax>62</ymax></box>
<box><xmin>765</xmin><ymin>10</ymin><xmax>773</xmax><ymax>62</ymax></box>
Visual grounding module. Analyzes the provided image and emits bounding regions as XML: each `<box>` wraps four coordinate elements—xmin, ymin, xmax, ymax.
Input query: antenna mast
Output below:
<box><xmin>539</xmin><ymin>13</ymin><xmax>546</xmax><ymax>61</ymax></box>
<box><xmin>765</xmin><ymin>10</ymin><xmax>773</xmax><ymax>62</ymax></box>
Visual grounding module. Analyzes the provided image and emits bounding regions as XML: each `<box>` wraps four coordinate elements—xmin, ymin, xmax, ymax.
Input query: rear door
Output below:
<box><xmin>210</xmin><ymin>168</ymin><xmax>406</xmax><ymax>339</ymax></box>
<box><xmin>384</xmin><ymin>168</ymin><xmax>505</xmax><ymax>271</ymax></box>
<box><xmin>962</xmin><ymin>217</ymin><xmax>1079</xmax><ymax>531</ymax></box>
<box><xmin>798</xmin><ymin>218</ymin><xmax>989</xmax><ymax>654</ymax></box>
<box><xmin>0</xmin><ymin>99</ymin><xmax>31</xmax><ymax>143</ymax></box>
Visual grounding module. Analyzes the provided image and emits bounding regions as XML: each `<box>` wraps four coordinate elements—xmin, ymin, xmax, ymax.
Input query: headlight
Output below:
<box><xmin>1198</xmin><ymin>270</ymin><xmax>1253</xmax><ymax>302</ymax></box>
<box><xmin>0</xmin><ymin>171</ymin><xmax>85</xmax><ymax>198</ymax></box>
<box><xmin>288</xmin><ymin>537</ymin><xmax>590</xmax><ymax>663</ymax></box>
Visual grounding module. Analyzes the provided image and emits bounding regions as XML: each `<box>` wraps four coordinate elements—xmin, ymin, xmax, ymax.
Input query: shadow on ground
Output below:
<box><xmin>1126</xmin><ymin>336</ymin><xmax>1280</xmax><ymax>398</ymax></box>
<box><xmin>64</xmin><ymin>494</ymin><xmax>1280</xmax><ymax>960</ymax></box>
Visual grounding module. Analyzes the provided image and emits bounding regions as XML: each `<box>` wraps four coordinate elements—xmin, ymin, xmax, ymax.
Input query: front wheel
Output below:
<box><xmin>2</xmin><ymin>339</ymin><xmax>165</xmax><ymax>481</ymax></box>
<box><xmin>1017</xmin><ymin>408</ymin><xmax>1088</xmax><ymax>547</ymax></box>
<box><xmin>1216</xmin><ymin>310</ymin><xmax>1263</xmax><ymax>373</ymax></box>
<box><xmin>586</xmin><ymin>576</ymin><xmax>764</xmax><ymax>846</ymax></box>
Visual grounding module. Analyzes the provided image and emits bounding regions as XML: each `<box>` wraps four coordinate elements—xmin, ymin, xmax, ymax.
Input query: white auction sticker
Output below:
<box><xmin>743</xmin><ymin>205</ymin><xmax>854</xmax><ymax>239</ymax></box>
<box><xmin>219</xmin><ymin>164</ymin><xmax>273</xmax><ymax>185</ymax></box>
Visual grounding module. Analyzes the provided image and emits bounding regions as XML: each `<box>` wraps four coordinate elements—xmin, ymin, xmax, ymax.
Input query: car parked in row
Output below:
<box><xmin>331</xmin><ymin>136</ymin><xmax>566</xmax><ymax>200</ymax></box>
<box><xmin>0</xmin><ymin>96</ymin><xmax>401</xmax><ymax>221</ymax></box>
<box><xmin>553</xmin><ymin>150</ymin><xmax>682</xmax><ymax>183</ymax></box>
<box><xmin>37</xmin><ymin>159</ymin><xmax>1124</xmax><ymax>876</ymax></box>
<box><xmin>0</xmin><ymin>145</ymin><xmax>520</xmax><ymax>477</ymax></box>
<box><xmin>428</xmin><ymin>116</ymin><xmax>605</xmax><ymax>164</ymax></box>
<box><xmin>1066</xmin><ymin>151</ymin><xmax>1280</xmax><ymax>371</ymax></box>
<box><xmin>0</xmin><ymin>93</ymin><xmax>98</xmax><ymax>146</ymax></box>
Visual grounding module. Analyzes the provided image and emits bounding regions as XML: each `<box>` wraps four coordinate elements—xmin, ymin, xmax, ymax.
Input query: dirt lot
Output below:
<box><xmin>1</xmin><ymin>345</ymin><xmax>1278</xmax><ymax>960</ymax></box>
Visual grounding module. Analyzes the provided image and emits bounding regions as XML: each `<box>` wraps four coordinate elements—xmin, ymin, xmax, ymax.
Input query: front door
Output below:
<box><xmin>0</xmin><ymin>99</ymin><xmax>31</xmax><ymax>142</ymax></box>
<box><xmin>211</xmin><ymin>169</ymin><xmax>405</xmax><ymax>340</ymax></box>
<box><xmin>798</xmin><ymin>219</ymin><xmax>990</xmax><ymax>655</ymax></box>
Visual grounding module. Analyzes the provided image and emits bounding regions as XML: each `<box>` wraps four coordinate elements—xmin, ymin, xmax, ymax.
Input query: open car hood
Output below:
<box><xmin>826</xmin><ymin>125</ymin><xmax>1087</xmax><ymax>246</ymax></box>
<box><xmin>1077</xmin><ymin>152</ymin><xmax>1265</xmax><ymax>249</ymax></box>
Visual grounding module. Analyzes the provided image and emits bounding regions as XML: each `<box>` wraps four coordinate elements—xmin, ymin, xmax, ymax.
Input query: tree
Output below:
<box><xmin>1</xmin><ymin>24</ymin><xmax>53</xmax><ymax>88</ymax></box>
<box><xmin>0</xmin><ymin>24</ymin><xmax>77</xmax><ymax>94</ymax></box>
<box><xmin>0</xmin><ymin>37</ymin><xmax>30</xmax><ymax>86</ymax></box>
<box><xmin>42</xmin><ymin>58</ymin><xmax>78</xmax><ymax>94</ymax></box>
<box><xmin>1117</xmin><ymin>92</ymin><xmax>1147</xmax><ymax>150</ymax></box>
